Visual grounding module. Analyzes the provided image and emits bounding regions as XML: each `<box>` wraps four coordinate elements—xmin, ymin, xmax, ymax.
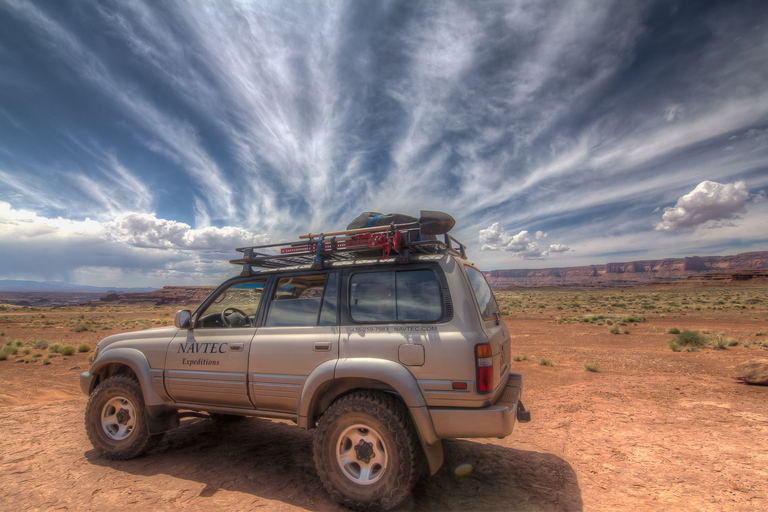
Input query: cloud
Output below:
<box><xmin>479</xmin><ymin>223</ymin><xmax>570</xmax><ymax>259</ymax></box>
<box><xmin>655</xmin><ymin>181</ymin><xmax>750</xmax><ymax>231</ymax></box>
<box><xmin>0</xmin><ymin>202</ymin><xmax>268</xmax><ymax>285</ymax></box>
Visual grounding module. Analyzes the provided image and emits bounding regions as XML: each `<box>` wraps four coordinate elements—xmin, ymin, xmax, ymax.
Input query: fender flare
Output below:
<box><xmin>297</xmin><ymin>357</ymin><xmax>444</xmax><ymax>474</ymax></box>
<box><xmin>88</xmin><ymin>348</ymin><xmax>165</xmax><ymax>406</ymax></box>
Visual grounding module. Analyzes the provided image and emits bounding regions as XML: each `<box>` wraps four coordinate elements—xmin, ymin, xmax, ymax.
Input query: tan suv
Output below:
<box><xmin>81</xmin><ymin>212</ymin><xmax>529</xmax><ymax>511</ymax></box>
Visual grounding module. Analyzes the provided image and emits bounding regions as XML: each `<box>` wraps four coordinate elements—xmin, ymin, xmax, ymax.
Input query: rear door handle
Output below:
<box><xmin>230</xmin><ymin>343</ymin><xmax>244</xmax><ymax>352</ymax></box>
<box><xmin>313</xmin><ymin>342</ymin><xmax>331</xmax><ymax>352</ymax></box>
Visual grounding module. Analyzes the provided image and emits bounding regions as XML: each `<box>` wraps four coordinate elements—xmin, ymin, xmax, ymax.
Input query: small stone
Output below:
<box><xmin>734</xmin><ymin>359</ymin><xmax>768</xmax><ymax>385</ymax></box>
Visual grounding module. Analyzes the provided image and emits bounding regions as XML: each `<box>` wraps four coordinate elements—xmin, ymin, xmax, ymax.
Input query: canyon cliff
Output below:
<box><xmin>483</xmin><ymin>251</ymin><xmax>767</xmax><ymax>288</ymax></box>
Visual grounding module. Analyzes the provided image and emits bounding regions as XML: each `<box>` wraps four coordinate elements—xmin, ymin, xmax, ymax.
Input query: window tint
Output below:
<box><xmin>465</xmin><ymin>266</ymin><xmax>499</xmax><ymax>319</ymax></box>
<box><xmin>396</xmin><ymin>270</ymin><xmax>442</xmax><ymax>321</ymax></box>
<box><xmin>350</xmin><ymin>272</ymin><xmax>396</xmax><ymax>322</ymax></box>
<box><xmin>350</xmin><ymin>270</ymin><xmax>442</xmax><ymax>323</ymax></box>
<box><xmin>266</xmin><ymin>274</ymin><xmax>328</xmax><ymax>327</ymax></box>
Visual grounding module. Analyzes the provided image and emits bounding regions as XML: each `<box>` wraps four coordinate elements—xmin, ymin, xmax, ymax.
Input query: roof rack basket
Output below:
<box><xmin>230</xmin><ymin>225</ymin><xmax>467</xmax><ymax>275</ymax></box>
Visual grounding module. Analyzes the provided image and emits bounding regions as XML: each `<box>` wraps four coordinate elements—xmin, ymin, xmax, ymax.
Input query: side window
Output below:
<box><xmin>265</xmin><ymin>274</ymin><xmax>331</xmax><ymax>327</ymax></box>
<box><xmin>197</xmin><ymin>280</ymin><xmax>266</xmax><ymax>328</ymax></box>
<box><xmin>349</xmin><ymin>270</ymin><xmax>442</xmax><ymax>323</ymax></box>
<box><xmin>396</xmin><ymin>270</ymin><xmax>442</xmax><ymax>321</ymax></box>
<box><xmin>350</xmin><ymin>272</ymin><xmax>396</xmax><ymax>322</ymax></box>
<box><xmin>465</xmin><ymin>266</ymin><xmax>499</xmax><ymax>319</ymax></box>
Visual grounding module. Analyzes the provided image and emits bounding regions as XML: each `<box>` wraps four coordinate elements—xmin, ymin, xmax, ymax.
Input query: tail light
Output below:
<box><xmin>476</xmin><ymin>343</ymin><xmax>493</xmax><ymax>393</ymax></box>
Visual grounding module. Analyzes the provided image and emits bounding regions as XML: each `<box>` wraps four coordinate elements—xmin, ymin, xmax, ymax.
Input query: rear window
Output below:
<box><xmin>465</xmin><ymin>266</ymin><xmax>499</xmax><ymax>319</ymax></box>
<box><xmin>349</xmin><ymin>270</ymin><xmax>442</xmax><ymax>323</ymax></box>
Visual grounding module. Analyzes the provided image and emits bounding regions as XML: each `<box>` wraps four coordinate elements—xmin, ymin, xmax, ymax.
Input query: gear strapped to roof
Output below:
<box><xmin>230</xmin><ymin>211</ymin><xmax>467</xmax><ymax>274</ymax></box>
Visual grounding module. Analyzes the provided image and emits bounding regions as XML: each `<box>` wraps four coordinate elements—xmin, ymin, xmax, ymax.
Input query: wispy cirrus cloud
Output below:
<box><xmin>2</xmin><ymin>0</ymin><xmax>235</xmax><ymax>222</ymax></box>
<box><xmin>0</xmin><ymin>0</ymin><xmax>766</xmax><ymax>286</ymax></box>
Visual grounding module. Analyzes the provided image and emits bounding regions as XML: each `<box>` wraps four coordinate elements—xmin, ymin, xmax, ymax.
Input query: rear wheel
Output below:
<box><xmin>313</xmin><ymin>391</ymin><xmax>419</xmax><ymax>512</ymax></box>
<box><xmin>85</xmin><ymin>375</ymin><xmax>159</xmax><ymax>459</ymax></box>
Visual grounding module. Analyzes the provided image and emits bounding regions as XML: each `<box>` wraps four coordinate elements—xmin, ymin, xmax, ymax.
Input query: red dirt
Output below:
<box><xmin>1</xmin><ymin>296</ymin><xmax>767</xmax><ymax>511</ymax></box>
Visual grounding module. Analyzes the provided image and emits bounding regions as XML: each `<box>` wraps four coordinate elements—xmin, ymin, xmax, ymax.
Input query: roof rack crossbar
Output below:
<box><xmin>231</xmin><ymin>225</ymin><xmax>468</xmax><ymax>271</ymax></box>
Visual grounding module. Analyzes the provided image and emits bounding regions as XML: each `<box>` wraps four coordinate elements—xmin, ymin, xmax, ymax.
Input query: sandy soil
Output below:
<box><xmin>1</xmin><ymin>300</ymin><xmax>767</xmax><ymax>511</ymax></box>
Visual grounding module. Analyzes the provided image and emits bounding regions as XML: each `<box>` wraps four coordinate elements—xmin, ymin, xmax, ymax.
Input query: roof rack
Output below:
<box><xmin>230</xmin><ymin>225</ymin><xmax>467</xmax><ymax>275</ymax></box>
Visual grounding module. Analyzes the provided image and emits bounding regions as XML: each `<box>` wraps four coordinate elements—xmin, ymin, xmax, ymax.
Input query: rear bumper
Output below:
<box><xmin>429</xmin><ymin>372</ymin><xmax>526</xmax><ymax>439</ymax></box>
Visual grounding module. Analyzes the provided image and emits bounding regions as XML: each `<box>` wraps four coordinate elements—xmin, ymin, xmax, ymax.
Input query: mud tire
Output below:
<box><xmin>85</xmin><ymin>375</ymin><xmax>159</xmax><ymax>460</ymax></box>
<box><xmin>313</xmin><ymin>391</ymin><xmax>419</xmax><ymax>512</ymax></box>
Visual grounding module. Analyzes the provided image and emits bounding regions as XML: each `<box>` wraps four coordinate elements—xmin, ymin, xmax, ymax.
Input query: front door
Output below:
<box><xmin>248</xmin><ymin>271</ymin><xmax>340</xmax><ymax>413</ymax></box>
<box><xmin>165</xmin><ymin>279</ymin><xmax>267</xmax><ymax>408</ymax></box>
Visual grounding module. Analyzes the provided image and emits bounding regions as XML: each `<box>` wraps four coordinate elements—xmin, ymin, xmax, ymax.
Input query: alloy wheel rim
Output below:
<box><xmin>100</xmin><ymin>396</ymin><xmax>136</xmax><ymax>440</ymax></box>
<box><xmin>335</xmin><ymin>423</ymin><xmax>387</xmax><ymax>485</ymax></box>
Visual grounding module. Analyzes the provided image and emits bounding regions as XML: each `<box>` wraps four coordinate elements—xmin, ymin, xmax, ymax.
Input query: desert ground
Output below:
<box><xmin>1</xmin><ymin>281</ymin><xmax>766</xmax><ymax>511</ymax></box>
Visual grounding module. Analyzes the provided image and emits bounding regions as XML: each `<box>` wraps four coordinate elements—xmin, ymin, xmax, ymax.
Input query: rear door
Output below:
<box><xmin>248</xmin><ymin>271</ymin><xmax>340</xmax><ymax>413</ymax></box>
<box><xmin>165</xmin><ymin>279</ymin><xmax>267</xmax><ymax>408</ymax></box>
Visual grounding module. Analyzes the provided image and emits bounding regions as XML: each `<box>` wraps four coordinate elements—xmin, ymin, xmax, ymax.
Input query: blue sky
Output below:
<box><xmin>1</xmin><ymin>0</ymin><xmax>766</xmax><ymax>287</ymax></box>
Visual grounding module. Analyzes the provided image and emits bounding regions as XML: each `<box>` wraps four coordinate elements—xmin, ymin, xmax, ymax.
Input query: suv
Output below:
<box><xmin>80</xmin><ymin>212</ymin><xmax>529</xmax><ymax>511</ymax></box>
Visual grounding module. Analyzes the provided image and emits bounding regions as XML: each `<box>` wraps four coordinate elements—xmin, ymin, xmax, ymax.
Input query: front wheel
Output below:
<box><xmin>313</xmin><ymin>391</ymin><xmax>420</xmax><ymax>512</ymax></box>
<box><xmin>84</xmin><ymin>375</ymin><xmax>158</xmax><ymax>459</ymax></box>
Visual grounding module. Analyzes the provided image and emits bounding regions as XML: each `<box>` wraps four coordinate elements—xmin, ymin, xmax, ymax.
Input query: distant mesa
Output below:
<box><xmin>484</xmin><ymin>251</ymin><xmax>767</xmax><ymax>288</ymax></box>
<box><xmin>0</xmin><ymin>280</ymin><xmax>157</xmax><ymax>293</ymax></box>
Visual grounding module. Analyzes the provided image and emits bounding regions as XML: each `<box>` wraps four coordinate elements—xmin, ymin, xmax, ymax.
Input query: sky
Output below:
<box><xmin>0</xmin><ymin>0</ymin><xmax>767</xmax><ymax>288</ymax></box>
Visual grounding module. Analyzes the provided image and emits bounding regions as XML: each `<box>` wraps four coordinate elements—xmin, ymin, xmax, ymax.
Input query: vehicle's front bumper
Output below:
<box><xmin>80</xmin><ymin>371</ymin><xmax>96</xmax><ymax>396</ymax></box>
<box><xmin>429</xmin><ymin>372</ymin><xmax>527</xmax><ymax>439</ymax></box>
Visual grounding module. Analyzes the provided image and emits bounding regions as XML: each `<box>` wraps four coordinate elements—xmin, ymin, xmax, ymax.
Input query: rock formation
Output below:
<box><xmin>484</xmin><ymin>251</ymin><xmax>766</xmax><ymax>288</ymax></box>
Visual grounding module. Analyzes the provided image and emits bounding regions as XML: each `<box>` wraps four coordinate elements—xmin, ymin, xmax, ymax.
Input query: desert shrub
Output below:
<box><xmin>513</xmin><ymin>354</ymin><xmax>528</xmax><ymax>362</ymax></box>
<box><xmin>33</xmin><ymin>339</ymin><xmax>49</xmax><ymax>350</ymax></box>
<box><xmin>539</xmin><ymin>358</ymin><xmax>553</xmax><ymax>367</ymax></box>
<box><xmin>675</xmin><ymin>330</ymin><xmax>707</xmax><ymax>348</ymax></box>
<box><xmin>71</xmin><ymin>325</ymin><xmax>89</xmax><ymax>333</ymax></box>
<box><xmin>668</xmin><ymin>341</ymin><xmax>682</xmax><ymax>352</ymax></box>
<box><xmin>584</xmin><ymin>361</ymin><xmax>600</xmax><ymax>372</ymax></box>
<box><xmin>87</xmin><ymin>353</ymin><xmax>94</xmax><ymax>363</ymax></box>
<box><xmin>61</xmin><ymin>345</ymin><xmax>76</xmax><ymax>356</ymax></box>
<box><xmin>727</xmin><ymin>339</ymin><xmax>739</xmax><ymax>347</ymax></box>
<box><xmin>668</xmin><ymin>327</ymin><xmax>681</xmax><ymax>334</ymax></box>
<box><xmin>77</xmin><ymin>344</ymin><xmax>91</xmax><ymax>353</ymax></box>
<box><xmin>608</xmin><ymin>325</ymin><xmax>621</xmax><ymax>334</ymax></box>
<box><xmin>756</xmin><ymin>332</ymin><xmax>767</xmax><ymax>337</ymax></box>
<box><xmin>49</xmin><ymin>344</ymin><xmax>61</xmax><ymax>353</ymax></box>
<box><xmin>42</xmin><ymin>358</ymin><xmax>51</xmax><ymax>365</ymax></box>
<box><xmin>22</xmin><ymin>347</ymin><xmax>31</xmax><ymax>355</ymax></box>
<box><xmin>15</xmin><ymin>340</ymin><xmax>23</xmax><ymax>347</ymax></box>
<box><xmin>623</xmin><ymin>328</ymin><xmax>631</xmax><ymax>334</ymax></box>
<box><xmin>0</xmin><ymin>346</ymin><xmax>16</xmax><ymax>360</ymax></box>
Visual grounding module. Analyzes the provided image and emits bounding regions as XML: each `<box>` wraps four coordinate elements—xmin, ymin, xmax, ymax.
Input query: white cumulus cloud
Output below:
<box><xmin>655</xmin><ymin>181</ymin><xmax>750</xmax><ymax>231</ymax></box>
<box><xmin>0</xmin><ymin>202</ymin><xmax>268</xmax><ymax>285</ymax></box>
<box><xmin>479</xmin><ymin>223</ymin><xmax>570</xmax><ymax>259</ymax></box>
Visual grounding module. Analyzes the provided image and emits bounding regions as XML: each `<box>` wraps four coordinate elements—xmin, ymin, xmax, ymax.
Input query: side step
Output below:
<box><xmin>517</xmin><ymin>401</ymin><xmax>531</xmax><ymax>423</ymax></box>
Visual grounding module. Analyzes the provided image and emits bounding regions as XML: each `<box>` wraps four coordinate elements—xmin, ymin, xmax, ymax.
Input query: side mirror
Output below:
<box><xmin>174</xmin><ymin>310</ymin><xmax>192</xmax><ymax>329</ymax></box>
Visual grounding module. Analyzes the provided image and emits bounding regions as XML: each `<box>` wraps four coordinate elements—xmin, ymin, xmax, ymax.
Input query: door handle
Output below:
<box><xmin>313</xmin><ymin>342</ymin><xmax>331</xmax><ymax>352</ymax></box>
<box><xmin>230</xmin><ymin>343</ymin><xmax>244</xmax><ymax>352</ymax></box>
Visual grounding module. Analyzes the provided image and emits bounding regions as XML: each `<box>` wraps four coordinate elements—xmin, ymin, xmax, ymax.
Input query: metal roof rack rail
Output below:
<box><xmin>230</xmin><ymin>212</ymin><xmax>467</xmax><ymax>275</ymax></box>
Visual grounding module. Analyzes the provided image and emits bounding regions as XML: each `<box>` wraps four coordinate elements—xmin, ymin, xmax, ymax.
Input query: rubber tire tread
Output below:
<box><xmin>313</xmin><ymin>391</ymin><xmax>420</xmax><ymax>512</ymax></box>
<box><xmin>84</xmin><ymin>375</ymin><xmax>158</xmax><ymax>460</ymax></box>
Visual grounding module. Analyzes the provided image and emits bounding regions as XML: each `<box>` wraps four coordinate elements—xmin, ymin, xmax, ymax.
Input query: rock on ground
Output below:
<box><xmin>735</xmin><ymin>358</ymin><xmax>768</xmax><ymax>385</ymax></box>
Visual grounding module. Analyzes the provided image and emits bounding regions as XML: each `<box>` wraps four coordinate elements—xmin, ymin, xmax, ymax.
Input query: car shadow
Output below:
<box><xmin>86</xmin><ymin>417</ymin><xmax>582</xmax><ymax>511</ymax></box>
